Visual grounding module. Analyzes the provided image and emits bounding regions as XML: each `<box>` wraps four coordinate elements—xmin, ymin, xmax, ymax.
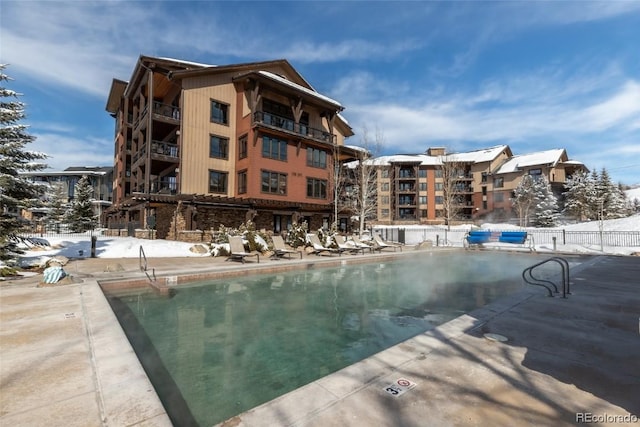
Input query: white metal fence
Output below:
<box><xmin>373</xmin><ymin>227</ymin><xmax>640</xmax><ymax>248</ymax></box>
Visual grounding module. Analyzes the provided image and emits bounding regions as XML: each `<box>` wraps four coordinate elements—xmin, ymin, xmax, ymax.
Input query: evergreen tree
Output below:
<box><xmin>512</xmin><ymin>174</ymin><xmax>536</xmax><ymax>226</ymax></box>
<box><xmin>66</xmin><ymin>176</ymin><xmax>96</xmax><ymax>232</ymax></box>
<box><xmin>0</xmin><ymin>65</ymin><xmax>48</xmax><ymax>263</ymax></box>
<box><xmin>45</xmin><ymin>181</ymin><xmax>69</xmax><ymax>232</ymax></box>
<box><xmin>532</xmin><ymin>177</ymin><xmax>559</xmax><ymax>227</ymax></box>
<box><xmin>596</xmin><ymin>168</ymin><xmax>627</xmax><ymax>219</ymax></box>
<box><xmin>562</xmin><ymin>170</ymin><xmax>596</xmax><ymax>221</ymax></box>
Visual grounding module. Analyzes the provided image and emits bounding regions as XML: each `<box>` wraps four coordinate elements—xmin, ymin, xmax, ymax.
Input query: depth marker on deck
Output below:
<box><xmin>383</xmin><ymin>378</ymin><xmax>417</xmax><ymax>397</ymax></box>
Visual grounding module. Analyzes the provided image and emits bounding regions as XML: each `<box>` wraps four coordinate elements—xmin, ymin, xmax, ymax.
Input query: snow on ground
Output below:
<box><xmin>376</xmin><ymin>214</ymin><xmax>640</xmax><ymax>256</ymax></box>
<box><xmin>15</xmin><ymin>215</ymin><xmax>640</xmax><ymax>266</ymax></box>
<box><xmin>18</xmin><ymin>235</ymin><xmax>211</xmax><ymax>267</ymax></box>
<box><xmin>626</xmin><ymin>186</ymin><xmax>640</xmax><ymax>204</ymax></box>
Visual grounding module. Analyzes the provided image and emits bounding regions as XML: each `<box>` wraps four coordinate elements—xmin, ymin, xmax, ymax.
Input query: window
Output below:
<box><xmin>238</xmin><ymin>135</ymin><xmax>248</xmax><ymax>159</ymax></box>
<box><xmin>482</xmin><ymin>201</ymin><xmax>488</xmax><ymax>210</ymax></box>
<box><xmin>435</xmin><ymin>169</ymin><xmax>443</xmax><ymax>178</ymax></box>
<box><xmin>381</xmin><ymin>169</ymin><xmax>389</xmax><ymax>178</ymax></box>
<box><xmin>420</xmin><ymin>209</ymin><xmax>428</xmax><ymax>218</ymax></box>
<box><xmin>435</xmin><ymin>196</ymin><xmax>444</xmax><ymax>205</ymax></box>
<box><xmin>529</xmin><ymin>168</ymin><xmax>542</xmax><ymax>180</ymax></box>
<box><xmin>494</xmin><ymin>177</ymin><xmax>504</xmax><ymax>188</ymax></box>
<box><xmin>262</xmin><ymin>170</ymin><xmax>287</xmax><ymax>195</ymax></box>
<box><xmin>418</xmin><ymin>169</ymin><xmax>427</xmax><ymax>178</ymax></box>
<box><xmin>210</xmin><ymin>100</ymin><xmax>228</xmax><ymax>124</ymax></box>
<box><xmin>307</xmin><ymin>148</ymin><xmax>327</xmax><ymax>168</ymax></box>
<box><xmin>209</xmin><ymin>170</ymin><xmax>228</xmax><ymax>193</ymax></box>
<box><xmin>419</xmin><ymin>196</ymin><xmax>427</xmax><ymax>205</ymax></box>
<box><xmin>381</xmin><ymin>195</ymin><xmax>389</xmax><ymax>204</ymax></box>
<box><xmin>381</xmin><ymin>209</ymin><xmax>389</xmax><ymax>217</ymax></box>
<box><xmin>381</xmin><ymin>182</ymin><xmax>389</xmax><ymax>191</ymax></box>
<box><xmin>209</xmin><ymin>135</ymin><xmax>228</xmax><ymax>159</ymax></box>
<box><xmin>307</xmin><ymin>178</ymin><xmax>327</xmax><ymax>199</ymax></box>
<box><xmin>237</xmin><ymin>170</ymin><xmax>247</xmax><ymax>194</ymax></box>
<box><xmin>262</xmin><ymin>136</ymin><xmax>288</xmax><ymax>161</ymax></box>
<box><xmin>482</xmin><ymin>186</ymin><xmax>487</xmax><ymax>196</ymax></box>
<box><xmin>419</xmin><ymin>182</ymin><xmax>427</xmax><ymax>192</ymax></box>
<box><xmin>494</xmin><ymin>192</ymin><xmax>504</xmax><ymax>203</ymax></box>
<box><xmin>481</xmin><ymin>172</ymin><xmax>488</xmax><ymax>183</ymax></box>
<box><xmin>435</xmin><ymin>183</ymin><xmax>443</xmax><ymax>191</ymax></box>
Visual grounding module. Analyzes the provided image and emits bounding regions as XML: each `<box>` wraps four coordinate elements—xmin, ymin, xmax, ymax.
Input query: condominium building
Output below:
<box><xmin>21</xmin><ymin>166</ymin><xmax>113</xmax><ymax>226</ymax></box>
<box><xmin>105</xmin><ymin>56</ymin><xmax>358</xmax><ymax>238</ymax></box>
<box><xmin>365</xmin><ymin>146</ymin><xmax>586</xmax><ymax>225</ymax></box>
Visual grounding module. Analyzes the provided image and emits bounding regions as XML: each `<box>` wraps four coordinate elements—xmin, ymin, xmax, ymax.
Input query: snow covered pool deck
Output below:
<box><xmin>1</xmin><ymin>252</ymin><xmax>639</xmax><ymax>426</ymax></box>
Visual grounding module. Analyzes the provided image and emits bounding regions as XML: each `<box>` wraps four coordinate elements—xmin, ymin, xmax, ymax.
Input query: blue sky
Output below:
<box><xmin>2</xmin><ymin>1</ymin><xmax>640</xmax><ymax>184</ymax></box>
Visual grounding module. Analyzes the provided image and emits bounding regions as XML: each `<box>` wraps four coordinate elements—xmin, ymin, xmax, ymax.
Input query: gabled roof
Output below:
<box><xmin>256</xmin><ymin>70</ymin><xmax>342</xmax><ymax>108</ymax></box>
<box><xmin>443</xmin><ymin>145</ymin><xmax>511</xmax><ymax>163</ymax></box>
<box><xmin>495</xmin><ymin>148</ymin><xmax>567</xmax><ymax>174</ymax></box>
<box><xmin>363</xmin><ymin>154</ymin><xmax>440</xmax><ymax>167</ymax></box>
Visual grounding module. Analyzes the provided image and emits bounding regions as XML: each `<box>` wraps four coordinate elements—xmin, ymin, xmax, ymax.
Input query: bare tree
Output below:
<box><xmin>512</xmin><ymin>174</ymin><xmax>536</xmax><ymax>226</ymax></box>
<box><xmin>438</xmin><ymin>152</ymin><xmax>468</xmax><ymax>228</ymax></box>
<box><xmin>351</xmin><ymin>126</ymin><xmax>383</xmax><ymax>236</ymax></box>
<box><xmin>331</xmin><ymin>143</ymin><xmax>347</xmax><ymax>231</ymax></box>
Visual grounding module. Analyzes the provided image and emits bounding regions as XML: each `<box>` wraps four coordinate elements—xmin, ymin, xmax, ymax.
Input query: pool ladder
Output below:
<box><xmin>522</xmin><ymin>257</ymin><xmax>570</xmax><ymax>298</ymax></box>
<box><xmin>139</xmin><ymin>245</ymin><xmax>156</xmax><ymax>283</ymax></box>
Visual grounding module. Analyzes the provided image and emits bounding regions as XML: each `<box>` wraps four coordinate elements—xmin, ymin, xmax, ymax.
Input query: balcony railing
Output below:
<box><xmin>151</xmin><ymin>140</ymin><xmax>179</xmax><ymax>159</ymax></box>
<box><xmin>132</xmin><ymin>145</ymin><xmax>146</xmax><ymax>165</ymax></box>
<box><xmin>153</xmin><ymin>101</ymin><xmax>180</xmax><ymax>121</ymax></box>
<box><xmin>253</xmin><ymin>111</ymin><xmax>334</xmax><ymax>143</ymax></box>
<box><xmin>150</xmin><ymin>179</ymin><xmax>177</xmax><ymax>194</ymax></box>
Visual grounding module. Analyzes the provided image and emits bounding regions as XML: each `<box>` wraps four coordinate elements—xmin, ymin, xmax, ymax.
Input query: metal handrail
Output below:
<box><xmin>522</xmin><ymin>256</ymin><xmax>570</xmax><ymax>298</ymax></box>
<box><xmin>139</xmin><ymin>245</ymin><xmax>156</xmax><ymax>283</ymax></box>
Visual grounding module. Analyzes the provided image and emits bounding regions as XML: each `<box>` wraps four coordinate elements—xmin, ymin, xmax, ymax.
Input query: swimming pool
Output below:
<box><xmin>105</xmin><ymin>252</ymin><xmax>557</xmax><ymax>426</ymax></box>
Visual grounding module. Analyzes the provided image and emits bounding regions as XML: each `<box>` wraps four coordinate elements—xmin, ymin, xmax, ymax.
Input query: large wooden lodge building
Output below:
<box><xmin>104</xmin><ymin>55</ymin><xmax>586</xmax><ymax>239</ymax></box>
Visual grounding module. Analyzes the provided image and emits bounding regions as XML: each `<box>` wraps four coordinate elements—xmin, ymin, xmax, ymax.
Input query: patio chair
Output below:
<box><xmin>372</xmin><ymin>233</ymin><xmax>403</xmax><ymax>252</ymax></box>
<box><xmin>334</xmin><ymin>235</ymin><xmax>365</xmax><ymax>255</ymax></box>
<box><xmin>227</xmin><ymin>236</ymin><xmax>260</xmax><ymax>263</ymax></box>
<box><xmin>271</xmin><ymin>235</ymin><xmax>302</xmax><ymax>259</ymax></box>
<box><xmin>308</xmin><ymin>234</ymin><xmax>342</xmax><ymax>256</ymax></box>
<box><xmin>350</xmin><ymin>235</ymin><xmax>374</xmax><ymax>253</ymax></box>
<box><xmin>351</xmin><ymin>236</ymin><xmax>376</xmax><ymax>252</ymax></box>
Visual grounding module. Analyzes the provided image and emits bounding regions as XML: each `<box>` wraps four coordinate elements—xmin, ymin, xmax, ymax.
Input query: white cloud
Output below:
<box><xmin>30</xmin><ymin>132</ymin><xmax>113</xmax><ymax>171</ymax></box>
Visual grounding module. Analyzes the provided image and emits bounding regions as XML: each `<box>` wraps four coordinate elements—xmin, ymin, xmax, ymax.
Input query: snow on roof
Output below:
<box><xmin>443</xmin><ymin>145</ymin><xmax>509</xmax><ymax>163</ymax></box>
<box><xmin>258</xmin><ymin>71</ymin><xmax>342</xmax><ymax>108</ymax></box>
<box><xmin>364</xmin><ymin>154</ymin><xmax>440</xmax><ymax>166</ymax></box>
<box><xmin>157</xmin><ymin>57</ymin><xmax>215</xmax><ymax>68</ymax></box>
<box><xmin>496</xmin><ymin>148</ymin><xmax>566</xmax><ymax>174</ymax></box>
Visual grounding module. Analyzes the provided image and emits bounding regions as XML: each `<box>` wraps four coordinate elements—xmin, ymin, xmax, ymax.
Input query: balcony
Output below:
<box><xmin>150</xmin><ymin>140</ymin><xmax>179</xmax><ymax>160</ymax></box>
<box><xmin>397</xmin><ymin>184</ymin><xmax>416</xmax><ymax>193</ymax></box>
<box><xmin>131</xmin><ymin>145</ymin><xmax>147</xmax><ymax>168</ymax></box>
<box><xmin>253</xmin><ymin>111</ymin><xmax>334</xmax><ymax>144</ymax></box>
<box><xmin>153</xmin><ymin>101</ymin><xmax>180</xmax><ymax>122</ymax></box>
<box><xmin>150</xmin><ymin>178</ymin><xmax>177</xmax><ymax>194</ymax></box>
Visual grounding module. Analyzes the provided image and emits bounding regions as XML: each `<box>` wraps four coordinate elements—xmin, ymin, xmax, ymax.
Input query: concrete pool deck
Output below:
<box><xmin>1</xmin><ymin>250</ymin><xmax>638</xmax><ymax>426</ymax></box>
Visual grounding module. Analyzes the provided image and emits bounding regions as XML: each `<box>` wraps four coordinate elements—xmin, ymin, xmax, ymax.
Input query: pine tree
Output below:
<box><xmin>66</xmin><ymin>176</ymin><xmax>96</xmax><ymax>232</ymax></box>
<box><xmin>562</xmin><ymin>170</ymin><xmax>596</xmax><ymax>221</ymax></box>
<box><xmin>0</xmin><ymin>65</ymin><xmax>48</xmax><ymax>263</ymax></box>
<box><xmin>532</xmin><ymin>177</ymin><xmax>559</xmax><ymax>227</ymax></box>
<box><xmin>596</xmin><ymin>168</ymin><xmax>627</xmax><ymax>219</ymax></box>
<box><xmin>45</xmin><ymin>181</ymin><xmax>69</xmax><ymax>232</ymax></box>
<box><xmin>512</xmin><ymin>175</ymin><xmax>536</xmax><ymax>226</ymax></box>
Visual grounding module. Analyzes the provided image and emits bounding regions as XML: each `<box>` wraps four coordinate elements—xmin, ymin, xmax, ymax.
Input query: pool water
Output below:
<box><xmin>106</xmin><ymin>252</ymin><xmax>553</xmax><ymax>426</ymax></box>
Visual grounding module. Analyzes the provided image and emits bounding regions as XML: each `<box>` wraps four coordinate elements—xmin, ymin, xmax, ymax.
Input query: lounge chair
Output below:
<box><xmin>350</xmin><ymin>235</ymin><xmax>374</xmax><ymax>253</ymax></box>
<box><xmin>271</xmin><ymin>235</ymin><xmax>302</xmax><ymax>259</ymax></box>
<box><xmin>308</xmin><ymin>234</ymin><xmax>342</xmax><ymax>256</ymax></box>
<box><xmin>227</xmin><ymin>236</ymin><xmax>260</xmax><ymax>263</ymax></box>
<box><xmin>372</xmin><ymin>233</ymin><xmax>402</xmax><ymax>252</ymax></box>
<box><xmin>334</xmin><ymin>235</ymin><xmax>365</xmax><ymax>255</ymax></box>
